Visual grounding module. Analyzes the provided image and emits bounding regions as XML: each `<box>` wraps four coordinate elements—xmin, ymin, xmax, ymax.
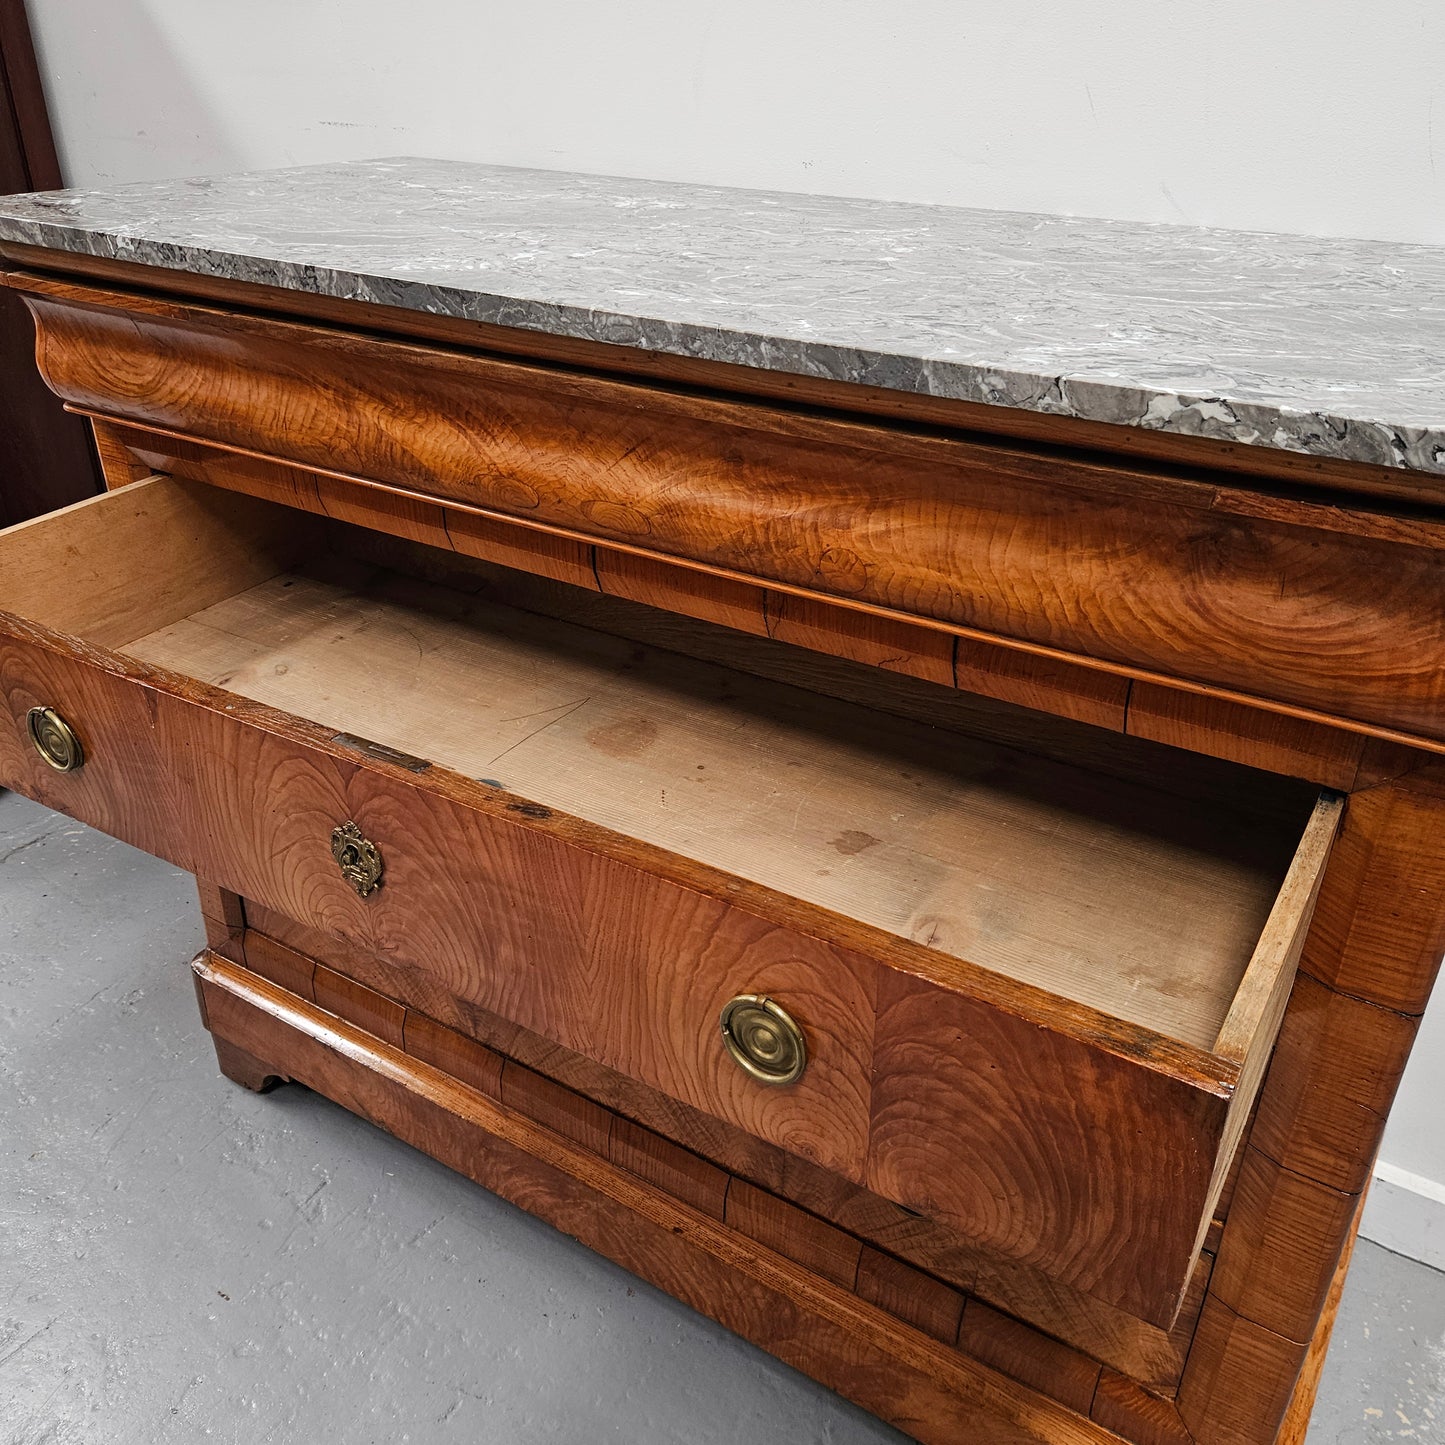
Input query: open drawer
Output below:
<box><xmin>0</xmin><ymin>476</ymin><xmax>1339</xmax><ymax>1327</ymax></box>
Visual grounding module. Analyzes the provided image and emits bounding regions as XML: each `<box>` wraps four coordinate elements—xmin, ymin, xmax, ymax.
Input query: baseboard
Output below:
<box><xmin>1359</xmin><ymin>1161</ymin><xmax>1445</xmax><ymax>1272</ymax></box>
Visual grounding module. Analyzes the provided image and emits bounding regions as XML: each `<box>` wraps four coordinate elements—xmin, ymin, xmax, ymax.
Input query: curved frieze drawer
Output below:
<box><xmin>15</xmin><ymin>275</ymin><xmax>1445</xmax><ymax>745</ymax></box>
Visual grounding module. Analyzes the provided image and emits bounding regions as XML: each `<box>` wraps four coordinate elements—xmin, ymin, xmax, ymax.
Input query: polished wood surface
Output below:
<box><xmin>0</xmin><ymin>474</ymin><xmax>1341</xmax><ymax>1326</ymax></box>
<box><xmin>244</xmin><ymin>901</ymin><xmax>1216</xmax><ymax>1391</ymax></box>
<box><xmin>85</xmin><ymin>416</ymin><xmax>1376</xmax><ymax>788</ymax></box>
<box><xmin>0</xmin><ymin>238</ymin><xmax>1438</xmax><ymax>1441</ymax></box>
<box><xmin>124</xmin><ymin>553</ymin><xmax>1304</xmax><ymax>1047</ymax></box>
<box><xmin>1276</xmin><ymin>1192</ymin><xmax>1365</xmax><ymax>1445</ymax></box>
<box><xmin>11</xmin><ymin>276</ymin><xmax>1445</xmax><ymax>751</ymax></box>
<box><xmin>196</xmin><ymin>949</ymin><xmax>1127</xmax><ymax>1445</ymax></box>
<box><xmin>1</xmin><ymin>241</ymin><xmax>1438</xmax><ymax>511</ymax></box>
<box><xmin>957</xmin><ymin>1300</ymin><xmax>1102</xmax><ymax>1417</ymax></box>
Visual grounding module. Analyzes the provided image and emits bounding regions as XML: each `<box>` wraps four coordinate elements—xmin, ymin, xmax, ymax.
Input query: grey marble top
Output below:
<box><xmin>1</xmin><ymin>157</ymin><xmax>1442</xmax><ymax>475</ymax></box>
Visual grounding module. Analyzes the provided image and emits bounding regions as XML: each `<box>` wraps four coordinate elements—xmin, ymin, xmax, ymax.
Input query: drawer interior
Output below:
<box><xmin>0</xmin><ymin>478</ymin><xmax>1323</xmax><ymax>1052</ymax></box>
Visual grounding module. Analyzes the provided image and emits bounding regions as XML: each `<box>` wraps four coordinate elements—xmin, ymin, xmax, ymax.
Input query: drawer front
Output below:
<box><xmin>0</xmin><ymin>609</ymin><xmax>1242</xmax><ymax>1325</ymax></box>
<box><xmin>0</xmin><ymin>620</ymin><xmax>876</xmax><ymax>1179</ymax></box>
<box><xmin>22</xmin><ymin>281</ymin><xmax>1445</xmax><ymax>744</ymax></box>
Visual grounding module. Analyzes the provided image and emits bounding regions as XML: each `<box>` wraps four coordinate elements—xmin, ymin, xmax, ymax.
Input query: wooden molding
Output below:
<box><xmin>196</xmin><ymin>949</ymin><xmax>1131</xmax><ymax>1445</ymax></box>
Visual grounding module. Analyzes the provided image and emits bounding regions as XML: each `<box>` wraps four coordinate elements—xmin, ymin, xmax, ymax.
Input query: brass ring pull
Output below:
<box><xmin>331</xmin><ymin>820</ymin><xmax>383</xmax><ymax>897</ymax></box>
<box><xmin>720</xmin><ymin>994</ymin><xmax>807</xmax><ymax>1085</ymax></box>
<box><xmin>26</xmin><ymin>706</ymin><xmax>84</xmax><ymax>773</ymax></box>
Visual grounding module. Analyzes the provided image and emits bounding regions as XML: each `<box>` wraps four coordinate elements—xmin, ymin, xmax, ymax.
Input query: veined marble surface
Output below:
<box><xmin>1</xmin><ymin>157</ymin><xmax>1442</xmax><ymax>474</ymax></box>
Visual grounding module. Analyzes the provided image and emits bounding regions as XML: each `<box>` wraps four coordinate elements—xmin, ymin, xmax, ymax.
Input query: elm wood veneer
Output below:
<box><xmin>260</xmin><ymin>959</ymin><xmax>1189</xmax><ymax>1440</ymax></box>
<box><xmin>194</xmin><ymin>949</ymin><xmax>1127</xmax><ymax>1445</ymax></box>
<box><xmin>13</xmin><ymin>273</ymin><xmax>1445</xmax><ymax>753</ymax></box>
<box><xmin>122</xmin><ymin>556</ymin><xmax>1303</xmax><ymax>1049</ymax></box>
<box><xmin>0</xmin><ymin>475</ymin><xmax>1337</xmax><ymax>1328</ymax></box>
<box><xmin>0</xmin><ymin>235</ymin><xmax>1440</xmax><ymax>1444</ymax></box>
<box><xmin>87</xmin><ymin>416</ymin><xmax>1372</xmax><ymax>789</ymax></box>
<box><xmin>1276</xmin><ymin>1191</ymin><xmax>1366</xmax><ymax>1445</ymax></box>
<box><xmin>240</xmin><ymin>908</ymin><xmax>1218</xmax><ymax>1391</ymax></box>
<box><xmin>204</xmin><ymin>913</ymin><xmax>1242</xmax><ymax>1432</ymax></box>
<box><xmin>2</xmin><ymin>236</ymin><xmax>1439</xmax><ymax>512</ymax></box>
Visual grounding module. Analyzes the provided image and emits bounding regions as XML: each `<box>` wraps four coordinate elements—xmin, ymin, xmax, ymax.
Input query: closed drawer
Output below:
<box><xmin>0</xmin><ymin>477</ymin><xmax>1339</xmax><ymax>1327</ymax></box>
<box><xmin>17</xmin><ymin>275</ymin><xmax>1445</xmax><ymax>744</ymax></box>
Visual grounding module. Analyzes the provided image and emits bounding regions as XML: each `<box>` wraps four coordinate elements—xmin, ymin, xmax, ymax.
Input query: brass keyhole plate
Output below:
<box><xmin>26</xmin><ymin>707</ymin><xmax>84</xmax><ymax>773</ymax></box>
<box><xmin>719</xmin><ymin>994</ymin><xmax>807</xmax><ymax>1085</ymax></box>
<box><xmin>331</xmin><ymin>820</ymin><xmax>383</xmax><ymax>897</ymax></box>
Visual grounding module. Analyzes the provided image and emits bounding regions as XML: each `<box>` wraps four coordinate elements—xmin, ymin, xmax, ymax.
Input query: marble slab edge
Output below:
<box><xmin>0</xmin><ymin>189</ymin><xmax>1441</xmax><ymax>479</ymax></box>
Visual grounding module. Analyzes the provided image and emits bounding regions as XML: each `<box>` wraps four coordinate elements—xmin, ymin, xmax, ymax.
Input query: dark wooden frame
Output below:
<box><xmin>0</xmin><ymin>0</ymin><xmax>99</xmax><ymax>526</ymax></box>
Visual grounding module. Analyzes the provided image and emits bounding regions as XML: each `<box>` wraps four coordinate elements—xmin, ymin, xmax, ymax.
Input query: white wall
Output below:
<box><xmin>22</xmin><ymin>0</ymin><xmax>1445</xmax><ymax>1254</ymax></box>
<box><xmin>25</xmin><ymin>0</ymin><xmax>1445</xmax><ymax>243</ymax></box>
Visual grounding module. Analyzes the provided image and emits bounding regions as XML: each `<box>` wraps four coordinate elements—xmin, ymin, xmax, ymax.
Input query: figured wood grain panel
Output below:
<box><xmin>402</xmin><ymin>1010</ymin><xmax>504</xmax><ymax>1100</ymax></box>
<box><xmin>1248</xmin><ymin>973</ymin><xmax>1419</xmax><ymax>1194</ymax></box>
<box><xmin>242</xmin><ymin>904</ymin><xmax>1204</xmax><ymax>1389</ymax></box>
<box><xmin>609</xmin><ymin>1117</ymin><xmax>731</xmax><ymax>1220</ymax></box>
<box><xmin>446</xmin><ymin>506</ymin><xmax>598</xmax><ymax>589</ymax></box>
<box><xmin>107</xmin><ymin>422</ymin><xmax>329</xmax><ymax>513</ymax></box>
<box><xmin>257</xmin><ymin>890</ymin><xmax>1208</xmax><ymax>1398</ymax></box>
<box><xmin>313</xmin><ymin>474</ymin><xmax>452</xmax><ymax>550</ymax></box>
<box><xmin>124</xmin><ymin>561</ymin><xmax>1303</xmax><ymax>1049</ymax></box>
<box><xmin>22</xmin><ymin>285</ymin><xmax>1445</xmax><ymax>743</ymax></box>
<box><xmin>312</xmin><ymin>964</ymin><xmax>406</xmax><ymax>1048</ymax></box>
<box><xmin>0</xmin><ymin>624</ymin><xmax>183</xmax><ymax>863</ymax></box>
<box><xmin>764</xmin><ymin>591</ymin><xmax>957</xmax><ymax>688</ymax></box>
<box><xmin>156</xmin><ymin>701</ymin><xmax>880</xmax><ymax>1182</ymax></box>
<box><xmin>958</xmin><ymin>1300</ymin><xmax>1102</xmax><ymax>1418</ymax></box>
<box><xmin>239</xmin><ymin>930</ymin><xmax>316</xmax><ymax>1000</ymax></box>
<box><xmin>726</xmin><ymin>1180</ymin><xmax>864</xmax><ymax>1290</ymax></box>
<box><xmin>869</xmin><ymin>967</ymin><xmax>1228</xmax><ymax>1326</ymax></box>
<box><xmin>1294</xmin><ymin>782</ymin><xmax>1445</xmax><ymax>1014</ymax></box>
<box><xmin>596</xmin><ymin>551</ymin><xmax>770</xmax><ymax>637</ymax></box>
<box><xmin>91</xmin><ymin>418</ymin><xmax>1306</xmax><ymax>764</ymax></box>
<box><xmin>1126</xmin><ymin>685</ymin><xmax>1365</xmax><ymax>791</ymax></box>
<box><xmin>90</xmin><ymin>418</ymin><xmax>153</xmax><ymax>488</ymax></box>
<box><xmin>1177</xmin><ymin>1297</ymin><xmax>1307</xmax><ymax>1445</ymax></box>
<box><xmin>97</xmin><ymin>416</ymin><xmax>601</xmax><ymax>594</ymax></box>
<box><xmin>854</xmin><ymin>1246</ymin><xmax>966</xmax><ymax>1345</ymax></box>
<box><xmin>501</xmin><ymin>1060</ymin><xmax>614</xmax><ymax>1157</ymax></box>
<box><xmin>79</xmin><ymin>418</ymin><xmax>1141</xmax><ymax>740</ymax></box>
<box><xmin>1276</xmin><ymin>1191</ymin><xmax>1364</xmax><ymax>1445</ymax></box>
<box><xmin>1208</xmin><ymin>1148</ymin><xmax>1356</xmax><ymax>1344</ymax></box>
<box><xmin>1090</xmin><ymin>1375</ymin><xmax>1192</xmax><ymax>1445</ymax></box>
<box><xmin>0</xmin><ymin>607</ymin><xmax>880</xmax><ymax>1182</ymax></box>
<box><xmin>953</xmin><ymin>637</ymin><xmax>1130</xmax><ymax>731</ymax></box>
<box><xmin>196</xmin><ymin>953</ymin><xmax>1126</xmax><ymax>1445</ymax></box>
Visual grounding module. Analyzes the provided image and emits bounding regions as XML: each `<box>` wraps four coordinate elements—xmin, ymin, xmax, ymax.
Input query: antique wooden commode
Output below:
<box><xmin>0</xmin><ymin>159</ymin><xmax>1440</xmax><ymax>1443</ymax></box>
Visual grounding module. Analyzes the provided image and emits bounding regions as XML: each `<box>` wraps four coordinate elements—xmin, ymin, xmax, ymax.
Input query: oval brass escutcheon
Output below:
<box><xmin>26</xmin><ymin>706</ymin><xmax>84</xmax><ymax>773</ymax></box>
<box><xmin>331</xmin><ymin>820</ymin><xmax>383</xmax><ymax>897</ymax></box>
<box><xmin>719</xmin><ymin>994</ymin><xmax>807</xmax><ymax>1085</ymax></box>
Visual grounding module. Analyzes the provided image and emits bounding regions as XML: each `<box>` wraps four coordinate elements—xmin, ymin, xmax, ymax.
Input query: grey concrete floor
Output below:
<box><xmin>1</xmin><ymin>788</ymin><xmax>1441</xmax><ymax>1444</ymax></box>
